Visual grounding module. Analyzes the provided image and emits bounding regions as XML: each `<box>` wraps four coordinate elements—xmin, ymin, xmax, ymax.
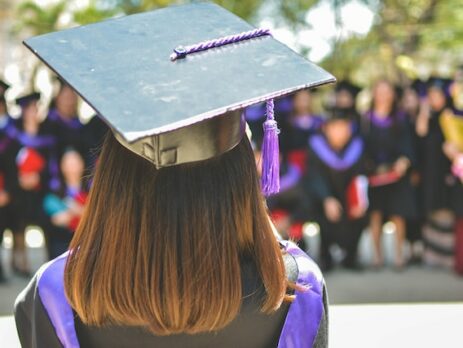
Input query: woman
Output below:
<box><xmin>416</xmin><ymin>77</ymin><xmax>457</xmax><ymax>268</ymax></box>
<box><xmin>0</xmin><ymin>91</ymin><xmax>19</xmax><ymax>283</ymax></box>
<box><xmin>8</xmin><ymin>92</ymin><xmax>58</xmax><ymax>273</ymax></box>
<box><xmin>48</xmin><ymin>81</ymin><xmax>85</xmax><ymax>155</ymax></box>
<box><xmin>16</xmin><ymin>131</ymin><xmax>328</xmax><ymax>348</ymax></box>
<box><xmin>43</xmin><ymin>149</ymin><xmax>87</xmax><ymax>259</ymax></box>
<box><xmin>363</xmin><ymin>80</ymin><xmax>416</xmax><ymax>269</ymax></box>
<box><xmin>15</xmin><ymin>3</ymin><xmax>334</xmax><ymax>347</ymax></box>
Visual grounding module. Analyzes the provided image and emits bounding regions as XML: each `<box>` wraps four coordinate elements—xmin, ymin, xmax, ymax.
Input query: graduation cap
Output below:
<box><xmin>426</xmin><ymin>76</ymin><xmax>453</xmax><ymax>95</ymax></box>
<box><xmin>15</xmin><ymin>92</ymin><xmax>41</xmax><ymax>108</ymax></box>
<box><xmin>324</xmin><ymin>105</ymin><xmax>357</xmax><ymax>122</ymax></box>
<box><xmin>0</xmin><ymin>79</ymin><xmax>10</xmax><ymax>95</ymax></box>
<box><xmin>335</xmin><ymin>80</ymin><xmax>361</xmax><ymax>97</ymax></box>
<box><xmin>23</xmin><ymin>3</ymin><xmax>335</xmax><ymax>195</ymax></box>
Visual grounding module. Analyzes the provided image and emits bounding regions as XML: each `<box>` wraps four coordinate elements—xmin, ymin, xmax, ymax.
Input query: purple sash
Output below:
<box><xmin>310</xmin><ymin>134</ymin><xmax>363</xmax><ymax>171</ymax></box>
<box><xmin>278</xmin><ymin>241</ymin><xmax>324</xmax><ymax>348</ymax></box>
<box><xmin>37</xmin><ymin>243</ymin><xmax>324</xmax><ymax>348</ymax></box>
<box><xmin>37</xmin><ymin>252</ymin><xmax>80</xmax><ymax>348</ymax></box>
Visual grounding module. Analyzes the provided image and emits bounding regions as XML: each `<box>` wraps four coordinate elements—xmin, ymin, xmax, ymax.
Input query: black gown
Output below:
<box><xmin>420</xmin><ymin>108</ymin><xmax>454</xmax><ymax>214</ymax></box>
<box><xmin>15</xmin><ymin>251</ymin><xmax>329</xmax><ymax>348</ymax></box>
<box><xmin>0</xmin><ymin>115</ymin><xmax>20</xmax><ymax>234</ymax></box>
<box><xmin>7</xmin><ymin>118</ymin><xmax>59</xmax><ymax>231</ymax></box>
<box><xmin>362</xmin><ymin>111</ymin><xmax>417</xmax><ymax>219</ymax></box>
<box><xmin>306</xmin><ymin>134</ymin><xmax>367</xmax><ymax>269</ymax></box>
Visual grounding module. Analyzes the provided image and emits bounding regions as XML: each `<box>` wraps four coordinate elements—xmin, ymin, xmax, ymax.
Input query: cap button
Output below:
<box><xmin>172</xmin><ymin>46</ymin><xmax>187</xmax><ymax>60</ymax></box>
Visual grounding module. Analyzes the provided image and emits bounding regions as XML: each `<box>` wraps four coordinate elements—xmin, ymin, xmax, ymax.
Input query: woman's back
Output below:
<box><xmin>15</xmin><ymin>244</ymin><xmax>328</xmax><ymax>348</ymax></box>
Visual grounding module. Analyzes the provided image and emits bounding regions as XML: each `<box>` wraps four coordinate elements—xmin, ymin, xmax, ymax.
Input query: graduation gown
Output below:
<box><xmin>362</xmin><ymin>111</ymin><xmax>417</xmax><ymax>219</ymax></box>
<box><xmin>306</xmin><ymin>134</ymin><xmax>367</xmax><ymax>268</ymax></box>
<box><xmin>0</xmin><ymin>115</ymin><xmax>20</xmax><ymax>232</ymax></box>
<box><xmin>15</xmin><ymin>241</ymin><xmax>328</xmax><ymax>348</ymax></box>
<box><xmin>48</xmin><ymin>108</ymin><xmax>85</xmax><ymax>156</ymax></box>
<box><xmin>420</xmin><ymin>108</ymin><xmax>454</xmax><ymax>214</ymax></box>
<box><xmin>6</xmin><ymin>118</ymin><xmax>59</xmax><ymax>227</ymax></box>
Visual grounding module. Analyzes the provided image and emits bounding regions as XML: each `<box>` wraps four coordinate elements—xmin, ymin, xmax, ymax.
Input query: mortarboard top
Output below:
<box><xmin>23</xmin><ymin>3</ymin><xmax>334</xmax><ymax>168</ymax></box>
<box><xmin>15</xmin><ymin>92</ymin><xmax>41</xmax><ymax>108</ymax></box>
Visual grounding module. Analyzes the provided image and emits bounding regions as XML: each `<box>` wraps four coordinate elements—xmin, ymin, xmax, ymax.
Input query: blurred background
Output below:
<box><xmin>1</xmin><ymin>1</ymin><xmax>463</xmax><ymax>345</ymax></box>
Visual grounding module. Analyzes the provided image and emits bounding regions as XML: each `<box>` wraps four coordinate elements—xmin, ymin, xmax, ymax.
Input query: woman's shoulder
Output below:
<box><xmin>14</xmin><ymin>253</ymin><xmax>71</xmax><ymax>348</ymax></box>
<box><xmin>281</xmin><ymin>240</ymin><xmax>324</xmax><ymax>293</ymax></box>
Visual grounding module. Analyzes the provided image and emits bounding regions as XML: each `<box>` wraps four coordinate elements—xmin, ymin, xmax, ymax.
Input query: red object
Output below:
<box><xmin>346</xmin><ymin>175</ymin><xmax>369</xmax><ymax>220</ymax></box>
<box><xmin>368</xmin><ymin>170</ymin><xmax>400</xmax><ymax>187</ymax></box>
<box><xmin>287</xmin><ymin>149</ymin><xmax>308</xmax><ymax>174</ymax></box>
<box><xmin>288</xmin><ymin>222</ymin><xmax>303</xmax><ymax>241</ymax></box>
<box><xmin>16</xmin><ymin>147</ymin><xmax>45</xmax><ymax>174</ymax></box>
<box><xmin>0</xmin><ymin>173</ymin><xmax>4</xmax><ymax>191</ymax></box>
<box><xmin>270</xmin><ymin>209</ymin><xmax>303</xmax><ymax>241</ymax></box>
<box><xmin>455</xmin><ymin>218</ymin><xmax>463</xmax><ymax>275</ymax></box>
<box><xmin>68</xmin><ymin>192</ymin><xmax>88</xmax><ymax>231</ymax></box>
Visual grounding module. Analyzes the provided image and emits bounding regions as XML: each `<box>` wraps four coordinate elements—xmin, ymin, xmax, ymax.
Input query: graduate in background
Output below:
<box><xmin>9</xmin><ymin>92</ymin><xmax>58</xmax><ymax>268</ymax></box>
<box><xmin>0</xmin><ymin>85</ymin><xmax>20</xmax><ymax>283</ymax></box>
<box><xmin>48</xmin><ymin>80</ymin><xmax>85</xmax><ymax>155</ymax></box>
<box><xmin>43</xmin><ymin>149</ymin><xmax>88</xmax><ymax>259</ymax></box>
<box><xmin>334</xmin><ymin>80</ymin><xmax>361</xmax><ymax>121</ymax></box>
<box><xmin>306</xmin><ymin>106</ymin><xmax>367</xmax><ymax>271</ymax></box>
<box><xmin>415</xmin><ymin>77</ymin><xmax>456</xmax><ymax>268</ymax></box>
<box><xmin>363</xmin><ymin>79</ymin><xmax>416</xmax><ymax>270</ymax></box>
<box><xmin>284</xmin><ymin>89</ymin><xmax>324</xmax><ymax>172</ymax></box>
<box><xmin>401</xmin><ymin>81</ymin><xmax>427</xmax><ymax>263</ymax></box>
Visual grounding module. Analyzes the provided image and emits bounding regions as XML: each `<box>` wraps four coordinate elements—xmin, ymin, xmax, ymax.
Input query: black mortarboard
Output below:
<box><xmin>324</xmin><ymin>105</ymin><xmax>357</xmax><ymax>122</ymax></box>
<box><xmin>15</xmin><ymin>92</ymin><xmax>41</xmax><ymax>108</ymax></box>
<box><xmin>334</xmin><ymin>80</ymin><xmax>361</xmax><ymax>97</ymax></box>
<box><xmin>0</xmin><ymin>79</ymin><xmax>10</xmax><ymax>95</ymax></box>
<box><xmin>426</xmin><ymin>77</ymin><xmax>453</xmax><ymax>96</ymax></box>
<box><xmin>23</xmin><ymin>3</ymin><xmax>334</xmax><ymax>173</ymax></box>
<box><xmin>410</xmin><ymin>79</ymin><xmax>427</xmax><ymax>98</ymax></box>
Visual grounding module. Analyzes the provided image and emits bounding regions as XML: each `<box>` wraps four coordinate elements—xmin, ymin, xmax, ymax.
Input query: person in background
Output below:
<box><xmin>9</xmin><ymin>92</ymin><xmax>58</xmax><ymax>268</ymax></box>
<box><xmin>334</xmin><ymin>80</ymin><xmax>361</xmax><ymax>115</ymax></box>
<box><xmin>401</xmin><ymin>82</ymin><xmax>426</xmax><ymax>263</ymax></box>
<box><xmin>284</xmin><ymin>89</ymin><xmax>324</xmax><ymax>170</ymax></box>
<box><xmin>43</xmin><ymin>149</ymin><xmax>88</xmax><ymax>259</ymax></box>
<box><xmin>415</xmin><ymin>77</ymin><xmax>456</xmax><ymax>268</ymax></box>
<box><xmin>0</xmin><ymin>86</ymin><xmax>20</xmax><ymax>283</ymax></box>
<box><xmin>48</xmin><ymin>79</ymin><xmax>85</xmax><ymax>155</ymax></box>
<box><xmin>363</xmin><ymin>79</ymin><xmax>416</xmax><ymax>270</ymax></box>
<box><xmin>306</xmin><ymin>106</ymin><xmax>367</xmax><ymax>271</ymax></box>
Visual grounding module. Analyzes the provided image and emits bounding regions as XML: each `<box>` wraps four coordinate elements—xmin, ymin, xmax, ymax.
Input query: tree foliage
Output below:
<box><xmin>13</xmin><ymin>0</ymin><xmax>463</xmax><ymax>86</ymax></box>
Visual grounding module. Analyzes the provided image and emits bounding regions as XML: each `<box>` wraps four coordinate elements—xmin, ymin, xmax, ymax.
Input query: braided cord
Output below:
<box><xmin>170</xmin><ymin>28</ymin><xmax>271</xmax><ymax>61</ymax></box>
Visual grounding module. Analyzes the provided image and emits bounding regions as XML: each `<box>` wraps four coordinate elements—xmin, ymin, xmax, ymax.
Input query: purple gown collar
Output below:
<box><xmin>310</xmin><ymin>134</ymin><xmax>363</xmax><ymax>170</ymax></box>
<box><xmin>5</xmin><ymin>123</ymin><xmax>56</xmax><ymax>148</ymax></box>
<box><xmin>37</xmin><ymin>251</ymin><xmax>80</xmax><ymax>348</ymax></box>
<box><xmin>37</xmin><ymin>243</ymin><xmax>324</xmax><ymax>348</ymax></box>
<box><xmin>48</xmin><ymin>109</ymin><xmax>83</xmax><ymax>129</ymax></box>
<box><xmin>279</xmin><ymin>163</ymin><xmax>302</xmax><ymax>192</ymax></box>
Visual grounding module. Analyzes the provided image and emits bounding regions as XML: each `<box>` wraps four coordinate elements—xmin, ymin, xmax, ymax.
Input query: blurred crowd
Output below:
<box><xmin>247</xmin><ymin>66</ymin><xmax>463</xmax><ymax>274</ymax></box>
<box><xmin>0</xmin><ymin>78</ymin><xmax>108</xmax><ymax>283</ymax></box>
<box><xmin>1</xmin><ymin>65</ymin><xmax>463</xmax><ymax>283</ymax></box>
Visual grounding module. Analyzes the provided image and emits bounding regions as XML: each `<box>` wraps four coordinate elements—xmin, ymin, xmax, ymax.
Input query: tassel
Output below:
<box><xmin>261</xmin><ymin>99</ymin><xmax>280</xmax><ymax>196</ymax></box>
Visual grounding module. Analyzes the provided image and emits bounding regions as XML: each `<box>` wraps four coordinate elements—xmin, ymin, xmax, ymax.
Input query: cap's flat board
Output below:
<box><xmin>24</xmin><ymin>3</ymin><xmax>335</xmax><ymax>142</ymax></box>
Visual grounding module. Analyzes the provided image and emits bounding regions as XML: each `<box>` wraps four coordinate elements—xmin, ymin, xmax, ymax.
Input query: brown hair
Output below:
<box><xmin>64</xmin><ymin>133</ymin><xmax>287</xmax><ymax>335</ymax></box>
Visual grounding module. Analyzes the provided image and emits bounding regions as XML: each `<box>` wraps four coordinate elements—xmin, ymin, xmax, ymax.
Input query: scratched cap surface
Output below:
<box><xmin>23</xmin><ymin>2</ymin><xmax>335</xmax><ymax>143</ymax></box>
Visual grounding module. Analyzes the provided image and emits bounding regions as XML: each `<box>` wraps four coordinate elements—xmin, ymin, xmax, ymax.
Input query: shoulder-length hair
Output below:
<box><xmin>64</xmin><ymin>132</ymin><xmax>287</xmax><ymax>335</ymax></box>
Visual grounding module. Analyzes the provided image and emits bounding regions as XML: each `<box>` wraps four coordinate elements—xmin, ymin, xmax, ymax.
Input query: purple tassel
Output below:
<box><xmin>261</xmin><ymin>99</ymin><xmax>280</xmax><ymax>196</ymax></box>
